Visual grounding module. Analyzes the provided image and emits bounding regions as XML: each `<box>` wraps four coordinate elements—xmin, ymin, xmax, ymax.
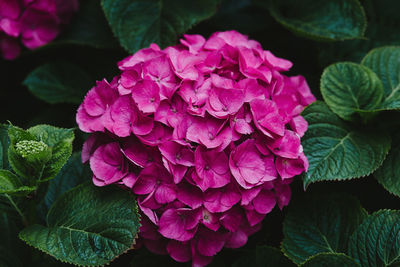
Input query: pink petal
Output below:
<box><xmin>167</xmin><ymin>240</ymin><xmax>191</xmax><ymax>263</ymax></box>
<box><xmin>132</xmin><ymin>80</ymin><xmax>160</xmax><ymax>113</ymax></box>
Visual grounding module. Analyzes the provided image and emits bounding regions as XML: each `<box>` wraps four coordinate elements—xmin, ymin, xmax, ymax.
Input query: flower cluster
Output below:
<box><xmin>77</xmin><ymin>31</ymin><xmax>315</xmax><ymax>266</ymax></box>
<box><xmin>0</xmin><ymin>0</ymin><xmax>78</xmax><ymax>60</ymax></box>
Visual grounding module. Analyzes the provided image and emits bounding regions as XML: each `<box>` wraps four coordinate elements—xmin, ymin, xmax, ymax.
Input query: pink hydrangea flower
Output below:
<box><xmin>77</xmin><ymin>30</ymin><xmax>316</xmax><ymax>266</ymax></box>
<box><xmin>0</xmin><ymin>0</ymin><xmax>78</xmax><ymax>60</ymax></box>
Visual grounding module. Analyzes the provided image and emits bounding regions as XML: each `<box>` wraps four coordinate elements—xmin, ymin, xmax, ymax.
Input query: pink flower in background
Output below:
<box><xmin>0</xmin><ymin>0</ymin><xmax>78</xmax><ymax>60</ymax></box>
<box><xmin>77</xmin><ymin>30</ymin><xmax>316</xmax><ymax>266</ymax></box>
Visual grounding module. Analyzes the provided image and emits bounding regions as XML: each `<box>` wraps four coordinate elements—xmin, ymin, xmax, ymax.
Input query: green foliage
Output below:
<box><xmin>233</xmin><ymin>246</ymin><xmax>295</xmax><ymax>267</ymax></box>
<box><xmin>56</xmin><ymin>0</ymin><xmax>119</xmax><ymax>49</ymax></box>
<box><xmin>348</xmin><ymin>210</ymin><xmax>400</xmax><ymax>267</ymax></box>
<box><xmin>320</xmin><ymin>62</ymin><xmax>384</xmax><ymax>121</ymax></box>
<box><xmin>281</xmin><ymin>193</ymin><xmax>367</xmax><ymax>264</ymax></box>
<box><xmin>301</xmin><ymin>253</ymin><xmax>360</xmax><ymax>267</ymax></box>
<box><xmin>101</xmin><ymin>0</ymin><xmax>220</xmax><ymax>52</ymax></box>
<box><xmin>361</xmin><ymin>46</ymin><xmax>400</xmax><ymax>110</ymax></box>
<box><xmin>318</xmin><ymin>0</ymin><xmax>400</xmax><ymax>65</ymax></box>
<box><xmin>23</xmin><ymin>62</ymin><xmax>92</xmax><ymax>105</ymax></box>
<box><xmin>0</xmin><ymin>170</ymin><xmax>36</xmax><ymax>196</ymax></box>
<box><xmin>43</xmin><ymin>152</ymin><xmax>90</xmax><ymax>211</ymax></box>
<box><xmin>19</xmin><ymin>183</ymin><xmax>140</xmax><ymax>266</ymax></box>
<box><xmin>267</xmin><ymin>0</ymin><xmax>366</xmax><ymax>41</ymax></box>
<box><xmin>374</xmin><ymin>131</ymin><xmax>400</xmax><ymax>197</ymax></box>
<box><xmin>6</xmin><ymin>124</ymin><xmax>73</xmax><ymax>187</ymax></box>
<box><xmin>301</xmin><ymin>102</ymin><xmax>391</xmax><ymax>187</ymax></box>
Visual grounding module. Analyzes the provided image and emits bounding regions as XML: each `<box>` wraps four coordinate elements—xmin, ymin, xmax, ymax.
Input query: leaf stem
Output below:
<box><xmin>5</xmin><ymin>193</ymin><xmax>28</xmax><ymax>226</ymax></box>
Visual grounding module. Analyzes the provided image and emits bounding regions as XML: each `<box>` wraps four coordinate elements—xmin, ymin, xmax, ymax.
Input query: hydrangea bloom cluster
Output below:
<box><xmin>0</xmin><ymin>0</ymin><xmax>78</xmax><ymax>60</ymax></box>
<box><xmin>77</xmin><ymin>31</ymin><xmax>315</xmax><ymax>266</ymax></box>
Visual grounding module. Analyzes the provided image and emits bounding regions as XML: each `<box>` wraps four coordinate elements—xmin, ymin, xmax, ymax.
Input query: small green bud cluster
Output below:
<box><xmin>15</xmin><ymin>140</ymin><xmax>48</xmax><ymax>158</ymax></box>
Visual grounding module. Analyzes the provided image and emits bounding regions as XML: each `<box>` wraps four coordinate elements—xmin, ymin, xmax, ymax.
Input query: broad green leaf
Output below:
<box><xmin>19</xmin><ymin>183</ymin><xmax>140</xmax><ymax>266</ymax></box>
<box><xmin>8</xmin><ymin>125</ymin><xmax>74</xmax><ymax>183</ymax></box>
<box><xmin>281</xmin><ymin>193</ymin><xmax>368</xmax><ymax>265</ymax></box>
<box><xmin>43</xmin><ymin>152</ymin><xmax>90</xmax><ymax>211</ymax></box>
<box><xmin>0</xmin><ymin>170</ymin><xmax>36</xmax><ymax>196</ymax></box>
<box><xmin>318</xmin><ymin>0</ymin><xmax>400</xmax><ymax>65</ymax></box>
<box><xmin>302</xmin><ymin>102</ymin><xmax>391</xmax><ymax>187</ymax></box>
<box><xmin>23</xmin><ymin>62</ymin><xmax>92</xmax><ymax>104</ymax></box>
<box><xmin>348</xmin><ymin>210</ymin><xmax>400</xmax><ymax>267</ymax></box>
<box><xmin>301</xmin><ymin>253</ymin><xmax>360</xmax><ymax>267</ymax></box>
<box><xmin>362</xmin><ymin>46</ymin><xmax>400</xmax><ymax>110</ymax></box>
<box><xmin>0</xmin><ymin>212</ymin><xmax>23</xmax><ymax>267</ymax></box>
<box><xmin>101</xmin><ymin>0</ymin><xmax>220</xmax><ymax>53</ymax></box>
<box><xmin>0</xmin><ymin>124</ymin><xmax>10</xmax><ymax>170</ymax></box>
<box><xmin>27</xmin><ymin>125</ymin><xmax>74</xmax><ymax>182</ymax></box>
<box><xmin>268</xmin><ymin>0</ymin><xmax>366</xmax><ymax>41</ymax></box>
<box><xmin>233</xmin><ymin>246</ymin><xmax>295</xmax><ymax>267</ymax></box>
<box><xmin>321</xmin><ymin>62</ymin><xmax>384</xmax><ymax>121</ymax></box>
<box><xmin>56</xmin><ymin>0</ymin><xmax>119</xmax><ymax>49</ymax></box>
<box><xmin>374</xmin><ymin>131</ymin><xmax>400</xmax><ymax>197</ymax></box>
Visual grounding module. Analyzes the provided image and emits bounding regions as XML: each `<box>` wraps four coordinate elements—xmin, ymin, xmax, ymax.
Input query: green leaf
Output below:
<box><xmin>374</xmin><ymin>131</ymin><xmax>400</xmax><ymax>197</ymax></box>
<box><xmin>361</xmin><ymin>46</ymin><xmax>400</xmax><ymax>110</ymax></box>
<box><xmin>27</xmin><ymin>125</ymin><xmax>74</xmax><ymax>182</ymax></box>
<box><xmin>233</xmin><ymin>246</ymin><xmax>295</xmax><ymax>267</ymax></box>
<box><xmin>302</xmin><ymin>102</ymin><xmax>391</xmax><ymax>187</ymax></box>
<box><xmin>101</xmin><ymin>0</ymin><xmax>220</xmax><ymax>53</ymax></box>
<box><xmin>23</xmin><ymin>62</ymin><xmax>92</xmax><ymax>104</ymax></box>
<box><xmin>268</xmin><ymin>0</ymin><xmax>366</xmax><ymax>41</ymax></box>
<box><xmin>19</xmin><ymin>183</ymin><xmax>140</xmax><ymax>266</ymax></box>
<box><xmin>320</xmin><ymin>62</ymin><xmax>384</xmax><ymax>121</ymax></box>
<box><xmin>0</xmin><ymin>124</ymin><xmax>10</xmax><ymax>170</ymax></box>
<box><xmin>301</xmin><ymin>253</ymin><xmax>360</xmax><ymax>267</ymax></box>
<box><xmin>348</xmin><ymin>210</ymin><xmax>400</xmax><ymax>267</ymax></box>
<box><xmin>318</xmin><ymin>0</ymin><xmax>400</xmax><ymax>66</ymax></box>
<box><xmin>43</xmin><ymin>152</ymin><xmax>90</xmax><ymax>211</ymax></box>
<box><xmin>56</xmin><ymin>0</ymin><xmax>119</xmax><ymax>49</ymax></box>
<box><xmin>281</xmin><ymin>193</ymin><xmax>368</xmax><ymax>265</ymax></box>
<box><xmin>8</xmin><ymin>125</ymin><xmax>74</xmax><ymax>183</ymax></box>
<box><xmin>0</xmin><ymin>170</ymin><xmax>36</xmax><ymax>196</ymax></box>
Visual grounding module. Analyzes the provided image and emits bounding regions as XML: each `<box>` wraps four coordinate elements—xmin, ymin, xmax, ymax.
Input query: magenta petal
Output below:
<box><xmin>159</xmin><ymin>141</ymin><xmax>194</xmax><ymax>167</ymax></box>
<box><xmin>89</xmin><ymin>142</ymin><xmax>127</xmax><ymax>185</ymax></box>
<box><xmin>250</xmin><ymin>98</ymin><xmax>285</xmax><ymax>137</ymax></box>
<box><xmin>289</xmin><ymin>115</ymin><xmax>308</xmax><ymax>137</ymax></box>
<box><xmin>176</xmin><ymin>181</ymin><xmax>203</xmax><ymax>209</ymax></box>
<box><xmin>263</xmin><ymin>50</ymin><xmax>293</xmax><ymax>71</ymax></box>
<box><xmin>245</xmin><ymin>209</ymin><xmax>266</xmax><ymax>226</ymax></box>
<box><xmin>274</xmin><ymin>180</ymin><xmax>292</xmax><ymax>209</ymax></box>
<box><xmin>194</xmin><ymin>146</ymin><xmax>230</xmax><ymax>190</ymax></box>
<box><xmin>266</xmin><ymin>130</ymin><xmax>302</xmax><ymax>159</ymax></box>
<box><xmin>180</xmin><ymin>34</ymin><xmax>206</xmax><ymax>54</ymax></box>
<box><xmin>159</xmin><ymin>208</ymin><xmax>198</xmax><ymax>241</ymax></box>
<box><xmin>155</xmin><ymin>184</ymin><xmax>176</xmax><ymax>204</ymax></box>
<box><xmin>220</xmin><ymin>207</ymin><xmax>243</xmax><ymax>232</ymax></box>
<box><xmin>252</xmin><ymin>189</ymin><xmax>276</xmax><ymax>214</ymax></box>
<box><xmin>196</xmin><ymin>228</ymin><xmax>226</xmax><ymax>257</ymax></box>
<box><xmin>121</xmin><ymin>173</ymin><xmax>138</xmax><ymax>188</ymax></box>
<box><xmin>167</xmin><ymin>240</ymin><xmax>191</xmax><ymax>263</ymax></box>
<box><xmin>225</xmin><ymin>230</ymin><xmax>248</xmax><ymax>249</ymax></box>
<box><xmin>229</xmin><ymin>139</ymin><xmax>277</xmax><ymax>189</ymax></box>
<box><xmin>20</xmin><ymin>9</ymin><xmax>59</xmax><ymax>50</ymax></box>
<box><xmin>132</xmin><ymin>80</ymin><xmax>160</xmax><ymax>113</ymax></box>
<box><xmin>0</xmin><ymin>34</ymin><xmax>20</xmax><ymax>60</ymax></box>
<box><xmin>138</xmin><ymin>122</ymin><xmax>172</xmax><ymax>146</ymax></box>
